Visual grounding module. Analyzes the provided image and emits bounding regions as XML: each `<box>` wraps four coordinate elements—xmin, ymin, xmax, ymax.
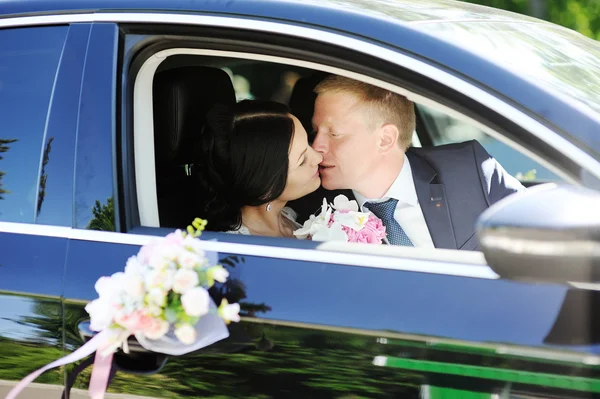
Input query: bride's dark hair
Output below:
<box><xmin>193</xmin><ymin>100</ymin><xmax>295</xmax><ymax>232</ymax></box>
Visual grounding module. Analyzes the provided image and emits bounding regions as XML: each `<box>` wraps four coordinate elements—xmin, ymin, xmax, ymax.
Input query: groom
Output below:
<box><xmin>306</xmin><ymin>75</ymin><xmax>525</xmax><ymax>250</ymax></box>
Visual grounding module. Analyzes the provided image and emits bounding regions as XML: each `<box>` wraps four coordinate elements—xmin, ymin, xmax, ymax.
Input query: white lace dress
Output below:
<box><xmin>226</xmin><ymin>207</ymin><xmax>301</xmax><ymax>235</ymax></box>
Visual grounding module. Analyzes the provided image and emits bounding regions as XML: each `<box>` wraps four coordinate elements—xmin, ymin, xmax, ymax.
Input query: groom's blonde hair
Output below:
<box><xmin>314</xmin><ymin>75</ymin><xmax>415</xmax><ymax>150</ymax></box>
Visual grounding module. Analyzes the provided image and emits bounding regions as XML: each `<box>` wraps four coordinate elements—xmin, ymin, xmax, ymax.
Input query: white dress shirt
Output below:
<box><xmin>353</xmin><ymin>158</ymin><xmax>435</xmax><ymax>248</ymax></box>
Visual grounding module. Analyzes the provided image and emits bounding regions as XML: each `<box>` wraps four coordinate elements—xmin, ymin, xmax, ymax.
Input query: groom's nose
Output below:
<box><xmin>311</xmin><ymin>130</ymin><xmax>328</xmax><ymax>155</ymax></box>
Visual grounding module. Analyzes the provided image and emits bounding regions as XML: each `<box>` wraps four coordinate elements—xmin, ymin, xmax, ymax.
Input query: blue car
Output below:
<box><xmin>1</xmin><ymin>0</ymin><xmax>600</xmax><ymax>398</ymax></box>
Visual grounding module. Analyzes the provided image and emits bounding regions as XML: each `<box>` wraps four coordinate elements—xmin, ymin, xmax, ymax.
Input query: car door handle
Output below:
<box><xmin>78</xmin><ymin>321</ymin><xmax>168</xmax><ymax>374</ymax></box>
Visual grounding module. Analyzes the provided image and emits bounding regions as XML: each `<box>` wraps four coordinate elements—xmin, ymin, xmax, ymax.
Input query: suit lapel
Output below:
<box><xmin>406</xmin><ymin>151</ymin><xmax>457</xmax><ymax>249</ymax></box>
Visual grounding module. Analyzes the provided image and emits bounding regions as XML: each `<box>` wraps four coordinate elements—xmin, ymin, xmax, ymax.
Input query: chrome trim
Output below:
<box><xmin>0</xmin><ymin>12</ymin><xmax>597</xmax><ymax>180</ymax></box>
<box><xmin>0</xmin><ymin>221</ymin><xmax>497</xmax><ymax>279</ymax></box>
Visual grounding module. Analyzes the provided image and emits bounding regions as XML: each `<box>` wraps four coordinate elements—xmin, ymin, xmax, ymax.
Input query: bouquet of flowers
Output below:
<box><xmin>7</xmin><ymin>218</ymin><xmax>239</xmax><ymax>399</ymax></box>
<box><xmin>293</xmin><ymin>195</ymin><xmax>386</xmax><ymax>244</ymax></box>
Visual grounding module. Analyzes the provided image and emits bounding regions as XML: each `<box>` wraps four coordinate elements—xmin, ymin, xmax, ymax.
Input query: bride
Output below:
<box><xmin>193</xmin><ymin>100</ymin><xmax>322</xmax><ymax>237</ymax></box>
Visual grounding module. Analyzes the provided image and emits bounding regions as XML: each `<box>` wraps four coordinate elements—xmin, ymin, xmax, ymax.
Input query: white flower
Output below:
<box><xmin>143</xmin><ymin>318</ymin><xmax>170</xmax><ymax>340</ymax></box>
<box><xmin>147</xmin><ymin>288</ymin><xmax>167</xmax><ymax>307</ymax></box>
<box><xmin>172</xmin><ymin>268</ymin><xmax>199</xmax><ymax>294</ymax></box>
<box><xmin>333</xmin><ymin>210</ymin><xmax>370</xmax><ymax>231</ymax></box>
<box><xmin>218</xmin><ymin>299</ymin><xmax>241</xmax><ymax>324</ymax></box>
<box><xmin>95</xmin><ymin>273</ymin><xmax>125</xmax><ymax>299</ymax></box>
<box><xmin>145</xmin><ymin>268</ymin><xmax>174</xmax><ymax>291</ymax></box>
<box><xmin>174</xmin><ymin>324</ymin><xmax>196</xmax><ymax>345</ymax></box>
<box><xmin>180</xmin><ymin>287</ymin><xmax>210</xmax><ymax>317</ymax></box>
<box><xmin>311</xmin><ymin>222</ymin><xmax>348</xmax><ymax>242</ymax></box>
<box><xmin>85</xmin><ymin>298</ymin><xmax>119</xmax><ymax>331</ymax></box>
<box><xmin>124</xmin><ymin>256</ymin><xmax>145</xmax><ymax>275</ymax></box>
<box><xmin>293</xmin><ymin>199</ymin><xmax>333</xmax><ymax>239</ymax></box>
<box><xmin>146</xmin><ymin>304</ymin><xmax>163</xmax><ymax>317</ymax></box>
<box><xmin>183</xmin><ymin>234</ymin><xmax>205</xmax><ymax>256</ymax></box>
<box><xmin>332</xmin><ymin>194</ymin><xmax>359</xmax><ymax>212</ymax></box>
<box><xmin>207</xmin><ymin>265</ymin><xmax>229</xmax><ymax>283</ymax></box>
<box><xmin>123</xmin><ymin>273</ymin><xmax>145</xmax><ymax>301</ymax></box>
<box><xmin>177</xmin><ymin>250</ymin><xmax>201</xmax><ymax>269</ymax></box>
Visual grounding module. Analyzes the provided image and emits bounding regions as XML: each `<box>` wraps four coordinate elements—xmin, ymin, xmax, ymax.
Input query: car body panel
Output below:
<box><xmin>0</xmin><ymin>1</ymin><xmax>599</xmax><ymax>397</ymax></box>
<box><xmin>0</xmin><ymin>23</ymin><xmax>87</xmax><ymax>396</ymax></box>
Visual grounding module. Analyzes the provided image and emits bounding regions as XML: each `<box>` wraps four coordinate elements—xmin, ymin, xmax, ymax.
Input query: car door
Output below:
<box><xmin>0</xmin><ymin>23</ymin><xmax>88</xmax><ymax>397</ymax></box>
<box><xmin>58</xmin><ymin>15</ymin><xmax>600</xmax><ymax>399</ymax></box>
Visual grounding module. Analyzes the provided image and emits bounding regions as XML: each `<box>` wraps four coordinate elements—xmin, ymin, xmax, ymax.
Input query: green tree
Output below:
<box><xmin>87</xmin><ymin>197</ymin><xmax>116</xmax><ymax>231</ymax></box>
<box><xmin>0</xmin><ymin>138</ymin><xmax>18</xmax><ymax>200</ymax></box>
<box><xmin>36</xmin><ymin>136</ymin><xmax>54</xmax><ymax>215</ymax></box>
<box><xmin>463</xmin><ymin>0</ymin><xmax>600</xmax><ymax>40</ymax></box>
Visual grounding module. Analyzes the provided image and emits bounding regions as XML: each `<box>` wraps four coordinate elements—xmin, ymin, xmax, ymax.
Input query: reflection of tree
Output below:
<box><xmin>65</xmin><ymin>324</ymin><xmax>422</xmax><ymax>398</ymax></box>
<box><xmin>465</xmin><ymin>0</ymin><xmax>600</xmax><ymax>40</ymax></box>
<box><xmin>86</xmin><ymin>197</ymin><xmax>115</xmax><ymax>231</ymax></box>
<box><xmin>2</xmin><ymin>300</ymin><xmax>87</xmax><ymax>347</ymax></box>
<box><xmin>0</xmin><ymin>138</ymin><xmax>18</xmax><ymax>200</ymax></box>
<box><xmin>211</xmin><ymin>255</ymin><xmax>272</xmax><ymax>317</ymax></box>
<box><xmin>36</xmin><ymin>137</ymin><xmax>54</xmax><ymax>216</ymax></box>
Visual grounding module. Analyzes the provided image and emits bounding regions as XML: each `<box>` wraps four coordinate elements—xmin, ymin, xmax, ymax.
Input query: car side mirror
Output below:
<box><xmin>476</xmin><ymin>183</ymin><xmax>600</xmax><ymax>284</ymax></box>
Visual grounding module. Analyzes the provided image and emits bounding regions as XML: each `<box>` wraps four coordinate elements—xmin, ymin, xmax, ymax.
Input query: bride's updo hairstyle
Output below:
<box><xmin>193</xmin><ymin>100</ymin><xmax>295</xmax><ymax>231</ymax></box>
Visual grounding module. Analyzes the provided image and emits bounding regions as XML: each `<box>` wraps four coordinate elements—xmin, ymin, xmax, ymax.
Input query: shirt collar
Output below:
<box><xmin>353</xmin><ymin>157</ymin><xmax>419</xmax><ymax>208</ymax></box>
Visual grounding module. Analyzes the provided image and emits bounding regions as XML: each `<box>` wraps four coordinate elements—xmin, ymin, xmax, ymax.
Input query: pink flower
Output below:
<box><xmin>143</xmin><ymin>318</ymin><xmax>169</xmax><ymax>340</ymax></box>
<box><xmin>115</xmin><ymin>310</ymin><xmax>154</xmax><ymax>334</ymax></box>
<box><xmin>342</xmin><ymin>214</ymin><xmax>386</xmax><ymax>244</ymax></box>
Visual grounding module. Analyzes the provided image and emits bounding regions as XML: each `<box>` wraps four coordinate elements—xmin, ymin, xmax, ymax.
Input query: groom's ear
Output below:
<box><xmin>378</xmin><ymin>123</ymin><xmax>400</xmax><ymax>154</ymax></box>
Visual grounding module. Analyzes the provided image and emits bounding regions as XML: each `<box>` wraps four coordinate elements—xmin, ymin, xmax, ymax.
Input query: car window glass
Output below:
<box><xmin>417</xmin><ymin>103</ymin><xmax>563</xmax><ymax>183</ymax></box>
<box><xmin>0</xmin><ymin>26</ymin><xmax>68</xmax><ymax>223</ymax></box>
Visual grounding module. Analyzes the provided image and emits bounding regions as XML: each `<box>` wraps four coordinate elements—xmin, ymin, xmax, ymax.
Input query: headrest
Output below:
<box><xmin>289</xmin><ymin>72</ymin><xmax>329</xmax><ymax>140</ymax></box>
<box><xmin>153</xmin><ymin>66</ymin><xmax>236</xmax><ymax>166</ymax></box>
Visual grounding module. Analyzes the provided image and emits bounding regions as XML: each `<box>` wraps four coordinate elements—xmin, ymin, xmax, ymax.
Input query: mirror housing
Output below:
<box><xmin>476</xmin><ymin>183</ymin><xmax>600</xmax><ymax>283</ymax></box>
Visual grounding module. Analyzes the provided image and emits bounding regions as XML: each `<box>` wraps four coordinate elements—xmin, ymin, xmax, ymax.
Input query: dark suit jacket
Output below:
<box><xmin>288</xmin><ymin>140</ymin><xmax>525</xmax><ymax>251</ymax></box>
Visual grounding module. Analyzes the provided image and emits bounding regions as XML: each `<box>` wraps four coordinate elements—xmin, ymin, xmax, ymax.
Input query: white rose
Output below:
<box><xmin>123</xmin><ymin>273</ymin><xmax>145</xmax><ymax>301</ymax></box>
<box><xmin>172</xmin><ymin>268</ymin><xmax>199</xmax><ymax>294</ymax></box>
<box><xmin>124</xmin><ymin>256</ymin><xmax>145</xmax><ymax>275</ymax></box>
<box><xmin>95</xmin><ymin>273</ymin><xmax>125</xmax><ymax>299</ymax></box>
<box><xmin>207</xmin><ymin>265</ymin><xmax>229</xmax><ymax>283</ymax></box>
<box><xmin>145</xmin><ymin>268</ymin><xmax>174</xmax><ymax>291</ymax></box>
<box><xmin>85</xmin><ymin>298</ymin><xmax>118</xmax><ymax>331</ymax></box>
<box><xmin>177</xmin><ymin>250</ymin><xmax>200</xmax><ymax>269</ymax></box>
<box><xmin>146</xmin><ymin>304</ymin><xmax>163</xmax><ymax>317</ymax></box>
<box><xmin>174</xmin><ymin>324</ymin><xmax>196</xmax><ymax>345</ymax></box>
<box><xmin>147</xmin><ymin>288</ymin><xmax>167</xmax><ymax>307</ymax></box>
<box><xmin>148</xmin><ymin>254</ymin><xmax>170</xmax><ymax>270</ymax></box>
<box><xmin>180</xmin><ymin>287</ymin><xmax>210</xmax><ymax>317</ymax></box>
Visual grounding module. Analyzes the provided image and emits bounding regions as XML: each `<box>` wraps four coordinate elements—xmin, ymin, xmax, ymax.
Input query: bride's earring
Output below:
<box><xmin>266</xmin><ymin>203</ymin><xmax>272</xmax><ymax>212</ymax></box>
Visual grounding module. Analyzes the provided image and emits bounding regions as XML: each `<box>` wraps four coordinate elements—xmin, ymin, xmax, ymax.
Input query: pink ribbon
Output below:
<box><xmin>5</xmin><ymin>329</ymin><xmax>113</xmax><ymax>399</ymax></box>
<box><xmin>89</xmin><ymin>350</ymin><xmax>114</xmax><ymax>399</ymax></box>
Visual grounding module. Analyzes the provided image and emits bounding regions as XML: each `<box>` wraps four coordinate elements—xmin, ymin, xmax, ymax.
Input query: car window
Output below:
<box><xmin>0</xmin><ymin>26</ymin><xmax>68</xmax><ymax>223</ymax></box>
<box><xmin>417</xmin><ymin>103</ymin><xmax>563</xmax><ymax>184</ymax></box>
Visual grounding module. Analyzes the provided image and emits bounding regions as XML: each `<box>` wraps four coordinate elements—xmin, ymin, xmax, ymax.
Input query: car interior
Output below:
<box><xmin>150</xmin><ymin>55</ymin><xmax>562</xmax><ymax>230</ymax></box>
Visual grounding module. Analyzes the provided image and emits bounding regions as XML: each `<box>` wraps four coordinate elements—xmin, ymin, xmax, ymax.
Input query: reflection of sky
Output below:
<box><xmin>0</xmin><ymin>296</ymin><xmax>36</xmax><ymax>340</ymax></box>
<box><xmin>0</xmin><ymin>26</ymin><xmax>68</xmax><ymax>223</ymax></box>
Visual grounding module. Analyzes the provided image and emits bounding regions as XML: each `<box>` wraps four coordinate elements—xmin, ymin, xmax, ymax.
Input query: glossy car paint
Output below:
<box><xmin>0</xmin><ymin>1</ymin><xmax>600</xmax><ymax>398</ymax></box>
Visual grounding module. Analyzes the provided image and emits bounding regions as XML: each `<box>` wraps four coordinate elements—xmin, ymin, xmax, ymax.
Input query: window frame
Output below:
<box><xmin>128</xmin><ymin>41</ymin><xmax>581</xmax><ymax>229</ymax></box>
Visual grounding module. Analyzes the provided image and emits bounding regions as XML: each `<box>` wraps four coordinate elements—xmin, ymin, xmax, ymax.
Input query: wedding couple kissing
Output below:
<box><xmin>194</xmin><ymin>75</ymin><xmax>525</xmax><ymax>250</ymax></box>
